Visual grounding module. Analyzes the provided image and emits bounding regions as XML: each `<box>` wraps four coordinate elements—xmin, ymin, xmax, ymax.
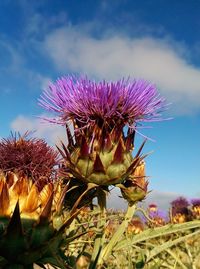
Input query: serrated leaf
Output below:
<box><xmin>115</xmin><ymin>220</ymin><xmax>200</xmax><ymax>251</ymax></box>
<box><xmin>146</xmin><ymin>229</ymin><xmax>200</xmax><ymax>262</ymax></box>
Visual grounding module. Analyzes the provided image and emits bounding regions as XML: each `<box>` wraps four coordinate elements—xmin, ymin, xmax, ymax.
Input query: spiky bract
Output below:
<box><xmin>58</xmin><ymin>124</ymin><xmax>146</xmax><ymax>186</ymax></box>
<box><xmin>0</xmin><ymin>172</ymin><xmax>74</xmax><ymax>268</ymax></box>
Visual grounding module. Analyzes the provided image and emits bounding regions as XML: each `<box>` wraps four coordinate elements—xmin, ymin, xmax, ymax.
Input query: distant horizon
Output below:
<box><xmin>107</xmin><ymin>188</ymin><xmax>192</xmax><ymax>211</ymax></box>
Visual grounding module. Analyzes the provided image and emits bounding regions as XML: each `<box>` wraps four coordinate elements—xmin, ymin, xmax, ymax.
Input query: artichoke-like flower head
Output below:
<box><xmin>39</xmin><ymin>76</ymin><xmax>167</xmax><ymax>186</ymax></box>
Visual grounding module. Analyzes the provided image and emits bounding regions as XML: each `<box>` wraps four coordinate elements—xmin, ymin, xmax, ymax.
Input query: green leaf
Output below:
<box><xmin>115</xmin><ymin>220</ymin><xmax>200</xmax><ymax>250</ymax></box>
<box><xmin>98</xmin><ymin>203</ymin><xmax>136</xmax><ymax>264</ymax></box>
<box><xmin>166</xmin><ymin>249</ymin><xmax>188</xmax><ymax>269</ymax></box>
<box><xmin>147</xmin><ymin>228</ymin><xmax>200</xmax><ymax>262</ymax></box>
<box><xmin>88</xmin><ymin>247</ymin><xmax>102</xmax><ymax>269</ymax></box>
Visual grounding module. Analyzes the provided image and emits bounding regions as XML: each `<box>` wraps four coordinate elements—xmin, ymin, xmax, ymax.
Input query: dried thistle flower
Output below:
<box><xmin>148</xmin><ymin>209</ymin><xmax>169</xmax><ymax>226</ymax></box>
<box><xmin>148</xmin><ymin>203</ymin><xmax>158</xmax><ymax>212</ymax></box>
<box><xmin>0</xmin><ymin>132</ymin><xmax>59</xmax><ymax>189</ymax></box>
<box><xmin>191</xmin><ymin>198</ymin><xmax>200</xmax><ymax>207</ymax></box>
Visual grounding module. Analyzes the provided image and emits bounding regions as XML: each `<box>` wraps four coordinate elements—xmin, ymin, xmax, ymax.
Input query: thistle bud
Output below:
<box><xmin>119</xmin><ymin>161</ymin><xmax>148</xmax><ymax>205</ymax></box>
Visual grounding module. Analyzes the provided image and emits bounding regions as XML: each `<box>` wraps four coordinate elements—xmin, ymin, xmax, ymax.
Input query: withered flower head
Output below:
<box><xmin>191</xmin><ymin>198</ymin><xmax>200</xmax><ymax>207</ymax></box>
<box><xmin>0</xmin><ymin>132</ymin><xmax>59</xmax><ymax>188</ymax></box>
<box><xmin>0</xmin><ymin>171</ymin><xmax>59</xmax><ymax>220</ymax></box>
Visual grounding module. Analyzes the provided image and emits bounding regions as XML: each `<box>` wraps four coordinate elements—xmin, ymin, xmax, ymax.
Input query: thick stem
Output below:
<box><xmin>97</xmin><ymin>187</ymin><xmax>107</xmax><ymax>219</ymax></box>
<box><xmin>90</xmin><ymin>187</ymin><xmax>107</xmax><ymax>267</ymax></box>
<box><xmin>98</xmin><ymin>203</ymin><xmax>136</xmax><ymax>265</ymax></box>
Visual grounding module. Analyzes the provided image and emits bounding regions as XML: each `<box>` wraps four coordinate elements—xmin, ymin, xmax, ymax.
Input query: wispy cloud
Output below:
<box><xmin>0</xmin><ymin>35</ymin><xmax>52</xmax><ymax>94</ymax></box>
<box><xmin>43</xmin><ymin>26</ymin><xmax>200</xmax><ymax>115</ymax></box>
<box><xmin>10</xmin><ymin>115</ymin><xmax>67</xmax><ymax>146</ymax></box>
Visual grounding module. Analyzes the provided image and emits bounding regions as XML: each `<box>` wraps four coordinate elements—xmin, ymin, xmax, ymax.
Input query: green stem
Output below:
<box><xmin>89</xmin><ymin>188</ymin><xmax>107</xmax><ymax>268</ymax></box>
<box><xmin>98</xmin><ymin>203</ymin><xmax>136</xmax><ymax>265</ymax></box>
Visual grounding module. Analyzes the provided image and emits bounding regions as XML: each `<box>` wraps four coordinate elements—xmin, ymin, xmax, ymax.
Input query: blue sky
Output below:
<box><xmin>0</xmin><ymin>0</ymin><xmax>200</xmax><ymax>206</ymax></box>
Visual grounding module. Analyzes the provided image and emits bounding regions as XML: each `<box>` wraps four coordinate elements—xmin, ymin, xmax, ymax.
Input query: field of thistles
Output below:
<box><xmin>0</xmin><ymin>75</ymin><xmax>200</xmax><ymax>269</ymax></box>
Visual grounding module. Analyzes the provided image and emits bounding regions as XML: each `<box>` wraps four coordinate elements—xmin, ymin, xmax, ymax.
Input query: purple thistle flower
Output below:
<box><xmin>191</xmin><ymin>198</ymin><xmax>200</xmax><ymax>207</ymax></box>
<box><xmin>171</xmin><ymin>196</ymin><xmax>190</xmax><ymax>208</ymax></box>
<box><xmin>171</xmin><ymin>196</ymin><xmax>190</xmax><ymax>216</ymax></box>
<box><xmin>39</xmin><ymin>75</ymin><xmax>167</xmax><ymax>129</ymax></box>
<box><xmin>149</xmin><ymin>209</ymin><xmax>168</xmax><ymax>221</ymax></box>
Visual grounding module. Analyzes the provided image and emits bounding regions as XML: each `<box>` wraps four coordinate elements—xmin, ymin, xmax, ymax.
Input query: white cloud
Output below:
<box><xmin>44</xmin><ymin>26</ymin><xmax>200</xmax><ymax>114</ymax></box>
<box><xmin>10</xmin><ymin>115</ymin><xmax>68</xmax><ymax>146</ymax></box>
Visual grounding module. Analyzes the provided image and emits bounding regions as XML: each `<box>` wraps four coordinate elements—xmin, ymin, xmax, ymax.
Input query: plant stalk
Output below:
<box><xmin>98</xmin><ymin>203</ymin><xmax>136</xmax><ymax>265</ymax></box>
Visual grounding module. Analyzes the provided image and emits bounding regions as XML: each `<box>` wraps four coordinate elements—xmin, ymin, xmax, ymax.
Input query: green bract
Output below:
<box><xmin>58</xmin><ymin>125</ymin><xmax>145</xmax><ymax>186</ymax></box>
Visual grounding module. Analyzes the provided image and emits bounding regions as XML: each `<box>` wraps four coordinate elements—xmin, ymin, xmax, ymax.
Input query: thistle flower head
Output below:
<box><xmin>148</xmin><ymin>203</ymin><xmax>158</xmax><ymax>212</ymax></box>
<box><xmin>0</xmin><ymin>132</ymin><xmax>59</xmax><ymax>189</ymax></box>
<box><xmin>191</xmin><ymin>198</ymin><xmax>200</xmax><ymax>207</ymax></box>
<box><xmin>191</xmin><ymin>198</ymin><xmax>200</xmax><ymax>220</ymax></box>
<box><xmin>171</xmin><ymin>196</ymin><xmax>190</xmax><ymax>216</ymax></box>
<box><xmin>39</xmin><ymin>75</ymin><xmax>167</xmax><ymax>130</ymax></box>
<box><xmin>39</xmin><ymin>75</ymin><xmax>167</xmax><ymax>187</ymax></box>
<box><xmin>149</xmin><ymin>209</ymin><xmax>169</xmax><ymax>226</ymax></box>
<box><xmin>127</xmin><ymin>217</ymin><xmax>144</xmax><ymax>234</ymax></box>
